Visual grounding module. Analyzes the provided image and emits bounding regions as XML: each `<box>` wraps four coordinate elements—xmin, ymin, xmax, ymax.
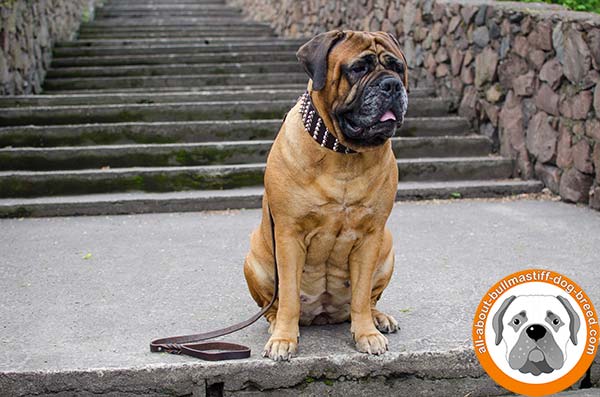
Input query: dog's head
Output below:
<box><xmin>492</xmin><ymin>295</ymin><xmax>580</xmax><ymax>376</ymax></box>
<box><xmin>296</xmin><ymin>30</ymin><xmax>409</xmax><ymax>152</ymax></box>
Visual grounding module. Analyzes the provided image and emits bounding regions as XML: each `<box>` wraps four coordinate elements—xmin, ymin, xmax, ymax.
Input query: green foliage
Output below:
<box><xmin>81</xmin><ymin>9</ymin><xmax>91</xmax><ymax>23</ymax></box>
<box><xmin>511</xmin><ymin>0</ymin><xmax>600</xmax><ymax>13</ymax></box>
<box><xmin>304</xmin><ymin>377</ymin><xmax>334</xmax><ymax>386</ymax></box>
<box><xmin>0</xmin><ymin>0</ymin><xmax>18</xmax><ymax>8</ymax></box>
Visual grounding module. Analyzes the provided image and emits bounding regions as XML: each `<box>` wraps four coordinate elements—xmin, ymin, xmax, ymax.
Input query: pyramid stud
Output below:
<box><xmin>313</xmin><ymin>118</ymin><xmax>321</xmax><ymax>139</ymax></box>
<box><xmin>321</xmin><ymin>130</ymin><xmax>328</xmax><ymax>147</ymax></box>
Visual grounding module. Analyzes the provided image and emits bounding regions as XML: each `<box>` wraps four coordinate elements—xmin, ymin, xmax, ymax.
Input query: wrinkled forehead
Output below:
<box><xmin>329</xmin><ymin>31</ymin><xmax>403</xmax><ymax>64</ymax></box>
<box><xmin>505</xmin><ymin>295</ymin><xmax>568</xmax><ymax>321</ymax></box>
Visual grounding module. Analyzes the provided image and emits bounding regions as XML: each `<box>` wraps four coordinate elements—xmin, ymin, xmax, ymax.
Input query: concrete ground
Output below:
<box><xmin>1</xmin><ymin>197</ymin><xmax>599</xmax><ymax>396</ymax></box>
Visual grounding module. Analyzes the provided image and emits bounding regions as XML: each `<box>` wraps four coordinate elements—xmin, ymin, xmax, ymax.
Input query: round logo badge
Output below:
<box><xmin>473</xmin><ymin>269</ymin><xmax>599</xmax><ymax>396</ymax></box>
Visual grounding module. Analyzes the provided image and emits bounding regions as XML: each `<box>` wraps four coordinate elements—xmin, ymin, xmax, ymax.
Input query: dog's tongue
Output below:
<box><xmin>529</xmin><ymin>349</ymin><xmax>544</xmax><ymax>363</ymax></box>
<box><xmin>380</xmin><ymin>110</ymin><xmax>396</xmax><ymax>122</ymax></box>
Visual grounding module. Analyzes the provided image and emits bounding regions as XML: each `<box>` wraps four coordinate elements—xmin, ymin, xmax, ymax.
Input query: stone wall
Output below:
<box><xmin>0</xmin><ymin>0</ymin><xmax>97</xmax><ymax>95</ymax></box>
<box><xmin>229</xmin><ymin>0</ymin><xmax>600</xmax><ymax>210</ymax></box>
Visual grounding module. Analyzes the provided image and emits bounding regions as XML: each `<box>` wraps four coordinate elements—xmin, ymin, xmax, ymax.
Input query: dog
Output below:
<box><xmin>243</xmin><ymin>30</ymin><xmax>409</xmax><ymax>361</ymax></box>
<box><xmin>492</xmin><ymin>295</ymin><xmax>581</xmax><ymax>375</ymax></box>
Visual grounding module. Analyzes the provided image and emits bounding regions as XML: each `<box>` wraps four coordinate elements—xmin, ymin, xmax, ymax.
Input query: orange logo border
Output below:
<box><xmin>472</xmin><ymin>269</ymin><xmax>599</xmax><ymax>396</ymax></box>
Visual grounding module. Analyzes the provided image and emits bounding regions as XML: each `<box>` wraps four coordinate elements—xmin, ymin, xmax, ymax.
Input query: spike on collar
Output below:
<box><xmin>298</xmin><ymin>91</ymin><xmax>356</xmax><ymax>154</ymax></box>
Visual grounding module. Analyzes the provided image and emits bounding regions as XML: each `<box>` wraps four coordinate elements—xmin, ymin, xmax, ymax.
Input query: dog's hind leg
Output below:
<box><xmin>243</xmin><ymin>223</ymin><xmax>278</xmax><ymax>306</ymax></box>
<box><xmin>370</xmin><ymin>228</ymin><xmax>399</xmax><ymax>334</ymax></box>
<box><xmin>243</xmin><ymin>250</ymin><xmax>280</xmax><ymax>334</ymax></box>
<box><xmin>244</xmin><ymin>250</ymin><xmax>280</xmax><ymax>331</ymax></box>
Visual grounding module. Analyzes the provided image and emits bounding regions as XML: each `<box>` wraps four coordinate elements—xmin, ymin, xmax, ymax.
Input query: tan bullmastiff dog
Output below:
<box><xmin>244</xmin><ymin>30</ymin><xmax>409</xmax><ymax>361</ymax></box>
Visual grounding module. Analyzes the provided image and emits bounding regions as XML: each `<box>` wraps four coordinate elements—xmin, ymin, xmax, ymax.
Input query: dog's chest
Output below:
<box><xmin>298</xmin><ymin>205</ymin><xmax>370</xmax><ymax>324</ymax></box>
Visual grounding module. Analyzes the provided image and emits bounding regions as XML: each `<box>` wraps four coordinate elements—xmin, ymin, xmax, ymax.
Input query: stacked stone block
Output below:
<box><xmin>0</xmin><ymin>0</ymin><xmax>97</xmax><ymax>95</ymax></box>
<box><xmin>229</xmin><ymin>0</ymin><xmax>600</xmax><ymax>210</ymax></box>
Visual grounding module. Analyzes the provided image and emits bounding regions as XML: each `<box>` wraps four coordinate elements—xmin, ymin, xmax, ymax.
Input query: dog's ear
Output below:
<box><xmin>296</xmin><ymin>30</ymin><xmax>345</xmax><ymax>91</ymax></box>
<box><xmin>557</xmin><ymin>295</ymin><xmax>580</xmax><ymax>345</ymax></box>
<box><xmin>385</xmin><ymin>32</ymin><xmax>401</xmax><ymax>48</ymax></box>
<box><xmin>492</xmin><ymin>295</ymin><xmax>516</xmax><ymax>345</ymax></box>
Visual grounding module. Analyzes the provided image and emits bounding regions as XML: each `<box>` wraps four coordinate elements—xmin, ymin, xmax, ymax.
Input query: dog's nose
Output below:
<box><xmin>380</xmin><ymin>77</ymin><xmax>402</xmax><ymax>95</ymax></box>
<box><xmin>526</xmin><ymin>324</ymin><xmax>547</xmax><ymax>341</ymax></box>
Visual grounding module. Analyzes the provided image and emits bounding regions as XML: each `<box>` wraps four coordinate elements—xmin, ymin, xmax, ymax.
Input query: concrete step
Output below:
<box><xmin>35</xmin><ymin>82</ymin><xmax>308</xmax><ymax>95</ymax></box>
<box><xmin>98</xmin><ymin>3</ymin><xmax>234</xmax><ymax>8</ymax></box>
<box><xmin>42</xmin><ymin>83</ymin><xmax>308</xmax><ymax>94</ymax></box>
<box><xmin>97</xmin><ymin>4</ymin><xmax>236</xmax><ymax>11</ymax></box>
<box><xmin>0</xmin><ymin>157</ymin><xmax>513</xmax><ymax>198</ymax></box>
<box><xmin>396</xmin><ymin>156</ymin><xmax>513</xmax><ymax>181</ymax></box>
<box><xmin>101</xmin><ymin>0</ymin><xmax>227</xmax><ymax>4</ymax></box>
<box><xmin>94</xmin><ymin>10</ymin><xmax>244</xmax><ymax>18</ymax></box>
<box><xmin>109</xmin><ymin>0</ymin><xmax>227</xmax><ymax>2</ymax></box>
<box><xmin>0</xmin><ymin>98</ymin><xmax>451</xmax><ymax>126</ymax></box>
<box><xmin>77</xmin><ymin>26</ymin><xmax>275</xmax><ymax>37</ymax></box>
<box><xmin>96</xmin><ymin>4</ymin><xmax>241</xmax><ymax>11</ymax></box>
<box><xmin>77</xmin><ymin>30</ymin><xmax>276</xmax><ymax>39</ymax></box>
<box><xmin>58</xmin><ymin>35</ymin><xmax>291</xmax><ymax>47</ymax></box>
<box><xmin>0</xmin><ymin>89</ymin><xmax>303</xmax><ymax>107</ymax></box>
<box><xmin>0</xmin><ymin>84</ymin><xmax>310</xmax><ymax>104</ymax></box>
<box><xmin>105</xmin><ymin>0</ymin><xmax>227</xmax><ymax>3</ymax></box>
<box><xmin>45</xmin><ymin>61</ymin><xmax>304</xmax><ymax>78</ymax></box>
<box><xmin>0</xmin><ymin>136</ymin><xmax>492</xmax><ymax>170</ymax></box>
<box><xmin>56</xmin><ymin>36</ymin><xmax>298</xmax><ymax>48</ymax></box>
<box><xmin>52</xmin><ymin>41</ymin><xmax>303</xmax><ymax>57</ymax></box>
<box><xmin>0</xmin><ymin>179</ymin><xmax>543</xmax><ymax>217</ymax></box>
<box><xmin>51</xmin><ymin>51</ymin><xmax>297</xmax><ymax>67</ymax></box>
<box><xmin>1</xmin><ymin>200</ymin><xmax>597</xmax><ymax>396</ymax></box>
<box><xmin>97</xmin><ymin>2</ymin><xmax>235</xmax><ymax>8</ymax></box>
<box><xmin>77</xmin><ymin>25</ymin><xmax>274</xmax><ymax>34</ymax></box>
<box><xmin>0</xmin><ymin>87</ymin><xmax>434</xmax><ymax>107</ymax></box>
<box><xmin>81</xmin><ymin>19</ymin><xmax>272</xmax><ymax>29</ymax></box>
<box><xmin>0</xmin><ymin>117</ymin><xmax>470</xmax><ymax>147</ymax></box>
<box><xmin>42</xmin><ymin>72</ymin><xmax>309</xmax><ymax>91</ymax></box>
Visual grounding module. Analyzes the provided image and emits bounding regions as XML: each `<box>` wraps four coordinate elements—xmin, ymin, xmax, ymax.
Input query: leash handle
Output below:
<box><xmin>149</xmin><ymin>208</ymin><xmax>279</xmax><ymax>361</ymax></box>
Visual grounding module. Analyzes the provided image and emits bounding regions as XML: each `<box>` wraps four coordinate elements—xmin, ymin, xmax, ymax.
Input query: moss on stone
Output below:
<box><xmin>399</xmin><ymin>126</ymin><xmax>419</xmax><ymax>137</ymax></box>
<box><xmin>210</xmin><ymin>67</ymin><xmax>228</xmax><ymax>74</ymax></box>
<box><xmin>0</xmin><ymin>125</ymin><xmax>278</xmax><ymax>148</ymax></box>
<box><xmin>116</xmin><ymin>110</ymin><xmax>144</xmax><ymax>123</ymax></box>
<box><xmin>3</xmin><ymin>206</ymin><xmax>31</xmax><ymax>218</ymax></box>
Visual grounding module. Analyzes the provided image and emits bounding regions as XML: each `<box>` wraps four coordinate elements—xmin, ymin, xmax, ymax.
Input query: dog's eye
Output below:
<box><xmin>394</xmin><ymin>62</ymin><xmax>405</xmax><ymax>74</ymax></box>
<box><xmin>351</xmin><ymin>63</ymin><xmax>367</xmax><ymax>75</ymax></box>
<box><xmin>553</xmin><ymin>318</ymin><xmax>560</xmax><ymax>325</ymax></box>
<box><xmin>513</xmin><ymin>319</ymin><xmax>520</xmax><ymax>325</ymax></box>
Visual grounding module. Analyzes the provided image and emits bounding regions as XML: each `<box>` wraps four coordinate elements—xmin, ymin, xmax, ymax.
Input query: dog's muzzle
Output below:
<box><xmin>337</xmin><ymin>75</ymin><xmax>408</xmax><ymax>147</ymax></box>
<box><xmin>508</xmin><ymin>323</ymin><xmax>564</xmax><ymax>375</ymax></box>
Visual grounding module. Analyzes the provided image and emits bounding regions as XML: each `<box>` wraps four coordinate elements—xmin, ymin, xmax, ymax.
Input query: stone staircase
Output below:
<box><xmin>0</xmin><ymin>0</ymin><xmax>544</xmax><ymax>218</ymax></box>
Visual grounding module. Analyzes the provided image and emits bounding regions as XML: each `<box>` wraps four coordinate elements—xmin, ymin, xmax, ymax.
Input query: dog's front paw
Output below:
<box><xmin>354</xmin><ymin>330</ymin><xmax>388</xmax><ymax>355</ymax></box>
<box><xmin>262</xmin><ymin>335</ymin><xmax>298</xmax><ymax>361</ymax></box>
<box><xmin>372</xmin><ymin>310</ymin><xmax>399</xmax><ymax>334</ymax></box>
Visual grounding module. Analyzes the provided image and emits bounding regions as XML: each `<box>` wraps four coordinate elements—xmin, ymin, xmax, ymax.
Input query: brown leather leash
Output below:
<box><xmin>150</xmin><ymin>209</ymin><xmax>279</xmax><ymax>361</ymax></box>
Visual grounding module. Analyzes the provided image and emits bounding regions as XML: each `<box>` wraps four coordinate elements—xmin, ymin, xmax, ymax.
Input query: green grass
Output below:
<box><xmin>509</xmin><ymin>0</ymin><xmax>600</xmax><ymax>13</ymax></box>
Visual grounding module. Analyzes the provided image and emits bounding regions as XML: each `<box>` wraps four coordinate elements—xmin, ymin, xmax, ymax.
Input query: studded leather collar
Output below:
<box><xmin>298</xmin><ymin>91</ymin><xmax>356</xmax><ymax>154</ymax></box>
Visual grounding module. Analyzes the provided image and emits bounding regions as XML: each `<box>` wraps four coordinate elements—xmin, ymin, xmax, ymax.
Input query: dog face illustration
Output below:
<box><xmin>492</xmin><ymin>295</ymin><xmax>580</xmax><ymax>376</ymax></box>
